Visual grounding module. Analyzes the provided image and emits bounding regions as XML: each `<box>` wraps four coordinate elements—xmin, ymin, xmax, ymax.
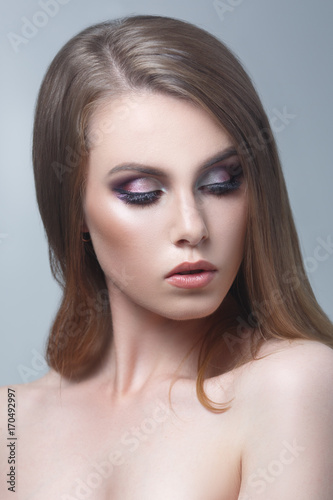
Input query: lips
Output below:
<box><xmin>165</xmin><ymin>260</ymin><xmax>217</xmax><ymax>279</ymax></box>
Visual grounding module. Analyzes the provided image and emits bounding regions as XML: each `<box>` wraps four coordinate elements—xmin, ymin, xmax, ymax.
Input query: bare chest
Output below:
<box><xmin>6</xmin><ymin>387</ymin><xmax>242</xmax><ymax>500</ymax></box>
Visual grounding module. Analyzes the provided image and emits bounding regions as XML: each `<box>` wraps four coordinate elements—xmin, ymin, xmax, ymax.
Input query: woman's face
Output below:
<box><xmin>83</xmin><ymin>92</ymin><xmax>248</xmax><ymax>320</ymax></box>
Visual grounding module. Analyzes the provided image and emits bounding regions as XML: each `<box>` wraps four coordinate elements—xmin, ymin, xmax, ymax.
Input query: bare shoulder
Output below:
<box><xmin>231</xmin><ymin>337</ymin><xmax>333</xmax><ymax>434</ymax></box>
<box><xmin>0</xmin><ymin>369</ymin><xmax>62</xmax><ymax>415</ymax></box>
<box><xmin>234</xmin><ymin>337</ymin><xmax>332</xmax><ymax>386</ymax></box>
<box><xmin>203</xmin><ymin>338</ymin><xmax>333</xmax><ymax>407</ymax></box>
<box><xmin>250</xmin><ymin>337</ymin><xmax>332</xmax><ymax>386</ymax></box>
<box><xmin>235</xmin><ymin>339</ymin><xmax>333</xmax><ymax>498</ymax></box>
<box><xmin>0</xmin><ymin>368</ymin><xmax>60</xmax><ymax>392</ymax></box>
<box><xmin>211</xmin><ymin>337</ymin><xmax>333</xmax><ymax>421</ymax></box>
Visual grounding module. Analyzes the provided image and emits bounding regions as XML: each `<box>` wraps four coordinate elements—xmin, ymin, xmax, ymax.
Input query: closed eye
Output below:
<box><xmin>197</xmin><ymin>163</ymin><xmax>243</xmax><ymax>195</ymax></box>
<box><xmin>112</xmin><ymin>176</ymin><xmax>164</xmax><ymax>207</ymax></box>
<box><xmin>112</xmin><ymin>162</ymin><xmax>243</xmax><ymax>207</ymax></box>
<box><xmin>113</xmin><ymin>188</ymin><xmax>164</xmax><ymax>206</ymax></box>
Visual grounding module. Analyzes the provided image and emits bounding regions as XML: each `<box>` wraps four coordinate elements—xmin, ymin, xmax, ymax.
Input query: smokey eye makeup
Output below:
<box><xmin>112</xmin><ymin>177</ymin><xmax>165</xmax><ymax>207</ymax></box>
<box><xmin>111</xmin><ymin>157</ymin><xmax>243</xmax><ymax>208</ymax></box>
<box><xmin>196</xmin><ymin>162</ymin><xmax>243</xmax><ymax>195</ymax></box>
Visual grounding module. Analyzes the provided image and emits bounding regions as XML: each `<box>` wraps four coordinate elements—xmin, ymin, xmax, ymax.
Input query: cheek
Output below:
<box><xmin>212</xmin><ymin>197</ymin><xmax>247</xmax><ymax>263</ymax></box>
<box><xmin>83</xmin><ymin>191</ymin><xmax>157</xmax><ymax>274</ymax></box>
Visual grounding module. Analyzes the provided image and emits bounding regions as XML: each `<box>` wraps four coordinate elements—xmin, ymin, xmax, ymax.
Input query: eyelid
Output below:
<box><xmin>112</xmin><ymin>175</ymin><xmax>163</xmax><ymax>192</ymax></box>
<box><xmin>196</xmin><ymin>161</ymin><xmax>242</xmax><ymax>186</ymax></box>
<box><xmin>111</xmin><ymin>156</ymin><xmax>242</xmax><ymax>191</ymax></box>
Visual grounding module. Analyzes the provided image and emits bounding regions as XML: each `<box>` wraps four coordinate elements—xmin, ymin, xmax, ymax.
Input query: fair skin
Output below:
<box><xmin>1</xmin><ymin>93</ymin><xmax>333</xmax><ymax>500</ymax></box>
<box><xmin>82</xmin><ymin>92</ymin><xmax>248</xmax><ymax>396</ymax></box>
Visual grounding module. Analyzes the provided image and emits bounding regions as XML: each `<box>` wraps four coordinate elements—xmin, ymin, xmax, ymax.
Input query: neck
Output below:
<box><xmin>92</xmin><ymin>287</ymin><xmax>240</xmax><ymax>401</ymax></box>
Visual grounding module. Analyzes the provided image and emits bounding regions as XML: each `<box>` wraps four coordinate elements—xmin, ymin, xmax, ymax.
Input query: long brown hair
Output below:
<box><xmin>33</xmin><ymin>15</ymin><xmax>333</xmax><ymax>410</ymax></box>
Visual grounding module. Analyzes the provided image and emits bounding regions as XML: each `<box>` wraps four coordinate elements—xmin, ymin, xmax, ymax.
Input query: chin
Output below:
<box><xmin>159</xmin><ymin>299</ymin><xmax>224</xmax><ymax>322</ymax></box>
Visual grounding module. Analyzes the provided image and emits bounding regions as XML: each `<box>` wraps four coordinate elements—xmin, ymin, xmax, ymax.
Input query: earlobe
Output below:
<box><xmin>81</xmin><ymin>219</ymin><xmax>91</xmax><ymax>242</ymax></box>
<box><xmin>82</xmin><ymin>232</ymin><xmax>91</xmax><ymax>243</ymax></box>
<box><xmin>81</xmin><ymin>215</ymin><xmax>91</xmax><ymax>242</ymax></box>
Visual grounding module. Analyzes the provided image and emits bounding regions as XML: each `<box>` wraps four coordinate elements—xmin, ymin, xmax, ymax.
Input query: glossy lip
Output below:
<box><xmin>164</xmin><ymin>260</ymin><xmax>217</xmax><ymax>279</ymax></box>
<box><xmin>165</xmin><ymin>270</ymin><xmax>216</xmax><ymax>289</ymax></box>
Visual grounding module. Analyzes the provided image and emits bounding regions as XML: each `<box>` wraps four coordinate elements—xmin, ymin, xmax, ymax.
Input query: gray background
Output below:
<box><xmin>1</xmin><ymin>0</ymin><xmax>332</xmax><ymax>386</ymax></box>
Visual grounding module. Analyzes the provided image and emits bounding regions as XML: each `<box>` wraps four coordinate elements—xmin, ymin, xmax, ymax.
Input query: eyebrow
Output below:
<box><xmin>105</xmin><ymin>147</ymin><xmax>238</xmax><ymax>179</ymax></box>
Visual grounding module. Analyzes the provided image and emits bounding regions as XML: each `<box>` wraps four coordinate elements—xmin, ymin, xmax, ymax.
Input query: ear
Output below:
<box><xmin>81</xmin><ymin>217</ymin><xmax>89</xmax><ymax>233</ymax></box>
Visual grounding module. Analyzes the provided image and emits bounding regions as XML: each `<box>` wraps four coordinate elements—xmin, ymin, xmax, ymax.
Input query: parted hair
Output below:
<box><xmin>32</xmin><ymin>15</ymin><xmax>333</xmax><ymax>412</ymax></box>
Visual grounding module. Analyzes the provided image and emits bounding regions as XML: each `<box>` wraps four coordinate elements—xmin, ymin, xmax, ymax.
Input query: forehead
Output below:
<box><xmin>87</xmin><ymin>92</ymin><xmax>234</xmax><ymax>171</ymax></box>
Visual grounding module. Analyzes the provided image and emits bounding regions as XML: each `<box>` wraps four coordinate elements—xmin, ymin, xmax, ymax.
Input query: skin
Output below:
<box><xmin>1</xmin><ymin>93</ymin><xmax>333</xmax><ymax>500</ymax></box>
<box><xmin>82</xmin><ymin>92</ymin><xmax>248</xmax><ymax>397</ymax></box>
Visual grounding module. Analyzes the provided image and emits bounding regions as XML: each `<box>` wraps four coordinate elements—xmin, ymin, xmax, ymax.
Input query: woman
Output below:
<box><xmin>1</xmin><ymin>15</ymin><xmax>333</xmax><ymax>499</ymax></box>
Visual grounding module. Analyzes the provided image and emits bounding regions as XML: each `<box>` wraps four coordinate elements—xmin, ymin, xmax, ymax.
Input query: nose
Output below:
<box><xmin>169</xmin><ymin>192</ymin><xmax>209</xmax><ymax>247</ymax></box>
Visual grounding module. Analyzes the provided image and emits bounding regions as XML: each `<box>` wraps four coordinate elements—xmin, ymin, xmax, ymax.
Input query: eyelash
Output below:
<box><xmin>113</xmin><ymin>169</ymin><xmax>243</xmax><ymax>207</ymax></box>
